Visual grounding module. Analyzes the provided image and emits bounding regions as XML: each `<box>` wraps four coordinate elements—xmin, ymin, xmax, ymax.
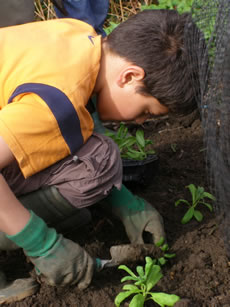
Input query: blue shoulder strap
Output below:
<box><xmin>8</xmin><ymin>83</ymin><xmax>84</xmax><ymax>153</ymax></box>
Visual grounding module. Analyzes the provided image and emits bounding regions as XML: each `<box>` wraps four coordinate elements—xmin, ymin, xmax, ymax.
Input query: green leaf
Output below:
<box><xmin>117</xmin><ymin>123</ymin><xmax>128</xmax><ymax>139</ymax></box>
<box><xmin>134</xmin><ymin>280</ymin><xmax>145</xmax><ymax>286</ymax></box>
<box><xmin>194</xmin><ymin>209</ymin><xmax>203</xmax><ymax>222</ymax></box>
<box><xmin>119</xmin><ymin>137</ymin><xmax>136</xmax><ymax>149</ymax></box>
<box><xmin>122</xmin><ymin>126</ymin><xmax>128</xmax><ymax>138</ymax></box>
<box><xmin>135</xmin><ymin>280</ymin><xmax>145</xmax><ymax>286</ymax></box>
<box><xmin>145</xmin><ymin>257</ymin><xmax>156</xmax><ymax>277</ymax></box>
<box><xmin>201</xmin><ymin>202</ymin><xmax>213</xmax><ymax>212</ymax></box>
<box><xmin>146</xmin><ymin>150</ymin><xmax>156</xmax><ymax>155</ymax></box>
<box><xmin>127</xmin><ymin>147</ymin><xmax>143</xmax><ymax>154</ymax></box>
<box><xmin>155</xmin><ymin>237</ymin><xmax>165</xmax><ymax>247</ymax></box>
<box><xmin>145</xmin><ymin>139</ymin><xmax>153</xmax><ymax>146</ymax></box>
<box><xmin>187</xmin><ymin>184</ymin><xmax>197</xmax><ymax>204</ymax></box>
<box><xmin>158</xmin><ymin>257</ymin><xmax>167</xmax><ymax>266</ymax></box>
<box><xmin>104</xmin><ymin>21</ymin><xmax>119</xmax><ymax>35</ymax></box>
<box><xmin>146</xmin><ymin>265</ymin><xmax>162</xmax><ymax>292</ymax></box>
<box><xmin>105</xmin><ymin>130</ymin><xmax>116</xmax><ymax>138</ymax></box>
<box><xmin>114</xmin><ymin>291</ymin><xmax>134</xmax><ymax>307</ymax></box>
<box><xmin>202</xmin><ymin>192</ymin><xmax>216</xmax><ymax>201</ymax></box>
<box><xmin>125</xmin><ymin>150</ymin><xmax>145</xmax><ymax>160</ymax></box>
<box><xmin>136</xmin><ymin>130</ymin><xmax>145</xmax><ymax>148</ymax></box>
<box><xmin>118</xmin><ymin>265</ymin><xmax>137</xmax><ymax>278</ymax></box>
<box><xmin>121</xmin><ymin>276</ymin><xmax>139</xmax><ymax>283</ymax></box>
<box><xmin>136</xmin><ymin>142</ymin><xmax>146</xmax><ymax>154</ymax></box>
<box><xmin>116</xmin><ymin>139</ymin><xmax>125</xmax><ymax>149</ymax></box>
<box><xmin>130</xmin><ymin>293</ymin><xmax>145</xmax><ymax>307</ymax></box>
<box><xmin>181</xmin><ymin>207</ymin><xmax>194</xmax><ymax>224</ymax></box>
<box><xmin>123</xmin><ymin>284</ymin><xmax>140</xmax><ymax>292</ymax></box>
<box><xmin>161</xmin><ymin>244</ymin><xmax>169</xmax><ymax>252</ymax></box>
<box><xmin>175</xmin><ymin>199</ymin><xmax>190</xmax><ymax>207</ymax></box>
<box><xmin>141</xmin><ymin>4</ymin><xmax>158</xmax><ymax>10</ymax></box>
<box><xmin>150</xmin><ymin>292</ymin><xmax>180</xmax><ymax>307</ymax></box>
<box><xmin>164</xmin><ymin>253</ymin><xmax>176</xmax><ymax>259</ymax></box>
<box><xmin>196</xmin><ymin>186</ymin><xmax>205</xmax><ymax>204</ymax></box>
<box><xmin>117</xmin><ymin>123</ymin><xmax>125</xmax><ymax>138</ymax></box>
<box><xmin>136</xmin><ymin>266</ymin><xmax>145</xmax><ymax>279</ymax></box>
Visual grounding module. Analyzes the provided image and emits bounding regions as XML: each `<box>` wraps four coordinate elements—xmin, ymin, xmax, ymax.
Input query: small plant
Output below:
<box><xmin>105</xmin><ymin>123</ymin><xmax>155</xmax><ymax>160</ymax></box>
<box><xmin>155</xmin><ymin>237</ymin><xmax>176</xmax><ymax>266</ymax></box>
<box><xmin>141</xmin><ymin>0</ymin><xmax>193</xmax><ymax>14</ymax></box>
<box><xmin>170</xmin><ymin>144</ymin><xmax>177</xmax><ymax>153</ymax></box>
<box><xmin>104</xmin><ymin>21</ymin><xmax>118</xmax><ymax>35</ymax></box>
<box><xmin>115</xmin><ymin>257</ymin><xmax>180</xmax><ymax>307</ymax></box>
<box><xmin>175</xmin><ymin>184</ymin><xmax>215</xmax><ymax>224</ymax></box>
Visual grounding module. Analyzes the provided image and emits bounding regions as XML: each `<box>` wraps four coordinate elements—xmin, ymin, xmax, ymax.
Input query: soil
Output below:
<box><xmin>1</xmin><ymin>114</ymin><xmax>230</xmax><ymax>307</ymax></box>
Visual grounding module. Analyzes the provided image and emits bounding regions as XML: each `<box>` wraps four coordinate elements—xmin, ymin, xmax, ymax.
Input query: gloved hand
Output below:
<box><xmin>30</xmin><ymin>235</ymin><xmax>94</xmax><ymax>289</ymax></box>
<box><xmin>7</xmin><ymin>211</ymin><xmax>94</xmax><ymax>289</ymax></box>
<box><xmin>104</xmin><ymin>185</ymin><xmax>165</xmax><ymax>244</ymax></box>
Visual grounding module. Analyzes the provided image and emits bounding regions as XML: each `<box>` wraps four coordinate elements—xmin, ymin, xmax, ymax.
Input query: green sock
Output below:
<box><xmin>7</xmin><ymin>211</ymin><xmax>58</xmax><ymax>257</ymax></box>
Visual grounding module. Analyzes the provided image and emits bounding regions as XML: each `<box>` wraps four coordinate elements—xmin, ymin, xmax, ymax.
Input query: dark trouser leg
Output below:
<box><xmin>0</xmin><ymin>133</ymin><xmax>122</xmax><ymax>304</ymax></box>
<box><xmin>0</xmin><ymin>133</ymin><xmax>122</xmax><ymax>251</ymax></box>
<box><xmin>0</xmin><ymin>186</ymin><xmax>92</xmax><ymax>251</ymax></box>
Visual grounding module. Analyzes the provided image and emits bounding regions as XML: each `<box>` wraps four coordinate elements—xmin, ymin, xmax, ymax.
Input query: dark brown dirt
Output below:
<box><xmin>1</xmin><ymin>115</ymin><xmax>230</xmax><ymax>307</ymax></box>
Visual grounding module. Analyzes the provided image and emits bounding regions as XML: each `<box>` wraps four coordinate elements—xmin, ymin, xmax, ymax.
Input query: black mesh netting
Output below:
<box><xmin>185</xmin><ymin>0</ymin><xmax>230</xmax><ymax>255</ymax></box>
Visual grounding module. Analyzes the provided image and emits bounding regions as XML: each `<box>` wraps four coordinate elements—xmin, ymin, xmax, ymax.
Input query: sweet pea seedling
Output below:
<box><xmin>105</xmin><ymin>123</ymin><xmax>155</xmax><ymax>161</ymax></box>
<box><xmin>114</xmin><ymin>257</ymin><xmax>180</xmax><ymax>307</ymax></box>
<box><xmin>175</xmin><ymin>184</ymin><xmax>216</xmax><ymax>224</ymax></box>
<box><xmin>155</xmin><ymin>237</ymin><xmax>176</xmax><ymax>266</ymax></box>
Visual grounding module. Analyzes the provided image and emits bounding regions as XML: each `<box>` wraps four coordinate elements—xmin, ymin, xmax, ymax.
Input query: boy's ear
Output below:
<box><xmin>117</xmin><ymin>65</ymin><xmax>145</xmax><ymax>88</ymax></box>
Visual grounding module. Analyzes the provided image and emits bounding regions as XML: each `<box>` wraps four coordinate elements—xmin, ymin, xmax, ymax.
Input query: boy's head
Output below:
<box><xmin>95</xmin><ymin>9</ymin><xmax>200</xmax><ymax>123</ymax></box>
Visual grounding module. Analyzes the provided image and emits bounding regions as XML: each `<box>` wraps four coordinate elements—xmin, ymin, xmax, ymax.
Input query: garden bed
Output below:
<box><xmin>1</xmin><ymin>115</ymin><xmax>230</xmax><ymax>307</ymax></box>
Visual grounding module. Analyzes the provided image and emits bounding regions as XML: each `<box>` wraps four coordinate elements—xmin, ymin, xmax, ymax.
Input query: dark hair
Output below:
<box><xmin>106</xmin><ymin>9</ymin><xmax>201</xmax><ymax>116</ymax></box>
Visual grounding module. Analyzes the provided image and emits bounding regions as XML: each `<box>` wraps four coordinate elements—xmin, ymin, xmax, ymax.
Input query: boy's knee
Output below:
<box><xmin>49</xmin><ymin>133</ymin><xmax>122</xmax><ymax>208</ymax></box>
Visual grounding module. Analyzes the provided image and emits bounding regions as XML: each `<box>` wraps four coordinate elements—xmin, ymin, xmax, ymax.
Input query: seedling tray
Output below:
<box><xmin>122</xmin><ymin>154</ymin><xmax>159</xmax><ymax>185</ymax></box>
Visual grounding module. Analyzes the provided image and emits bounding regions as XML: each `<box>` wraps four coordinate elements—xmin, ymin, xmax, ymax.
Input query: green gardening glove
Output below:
<box><xmin>7</xmin><ymin>211</ymin><xmax>94</xmax><ymax>289</ymax></box>
<box><xmin>105</xmin><ymin>185</ymin><xmax>165</xmax><ymax>244</ymax></box>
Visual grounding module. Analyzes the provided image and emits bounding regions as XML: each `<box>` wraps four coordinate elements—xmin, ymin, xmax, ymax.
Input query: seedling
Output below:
<box><xmin>105</xmin><ymin>123</ymin><xmax>155</xmax><ymax>161</ymax></box>
<box><xmin>175</xmin><ymin>184</ymin><xmax>215</xmax><ymax>224</ymax></box>
<box><xmin>155</xmin><ymin>237</ymin><xmax>176</xmax><ymax>266</ymax></box>
<box><xmin>170</xmin><ymin>144</ymin><xmax>177</xmax><ymax>153</ymax></box>
<box><xmin>104</xmin><ymin>21</ymin><xmax>118</xmax><ymax>35</ymax></box>
<box><xmin>115</xmin><ymin>257</ymin><xmax>180</xmax><ymax>307</ymax></box>
<box><xmin>141</xmin><ymin>0</ymin><xmax>193</xmax><ymax>14</ymax></box>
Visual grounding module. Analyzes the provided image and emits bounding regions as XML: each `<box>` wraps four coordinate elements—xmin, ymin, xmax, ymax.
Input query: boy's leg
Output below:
<box><xmin>0</xmin><ymin>187</ymin><xmax>92</xmax><ymax>251</ymax></box>
<box><xmin>0</xmin><ymin>132</ymin><xmax>122</xmax><ymax>249</ymax></box>
<box><xmin>0</xmin><ymin>133</ymin><xmax>122</xmax><ymax>303</ymax></box>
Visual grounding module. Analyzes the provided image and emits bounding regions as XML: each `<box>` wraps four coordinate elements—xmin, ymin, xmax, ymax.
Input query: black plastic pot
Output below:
<box><xmin>122</xmin><ymin>154</ymin><xmax>159</xmax><ymax>185</ymax></box>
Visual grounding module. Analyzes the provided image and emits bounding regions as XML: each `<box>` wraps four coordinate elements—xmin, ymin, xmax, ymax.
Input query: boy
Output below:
<box><xmin>0</xmin><ymin>9</ymin><xmax>199</xmax><ymax>303</ymax></box>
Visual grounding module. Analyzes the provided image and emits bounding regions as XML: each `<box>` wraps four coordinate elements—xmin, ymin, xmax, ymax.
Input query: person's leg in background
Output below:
<box><xmin>0</xmin><ymin>0</ymin><xmax>35</xmax><ymax>27</ymax></box>
<box><xmin>54</xmin><ymin>0</ymin><xmax>109</xmax><ymax>37</ymax></box>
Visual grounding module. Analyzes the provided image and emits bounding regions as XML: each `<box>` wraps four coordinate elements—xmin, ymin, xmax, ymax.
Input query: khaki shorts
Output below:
<box><xmin>2</xmin><ymin>133</ymin><xmax>122</xmax><ymax>209</ymax></box>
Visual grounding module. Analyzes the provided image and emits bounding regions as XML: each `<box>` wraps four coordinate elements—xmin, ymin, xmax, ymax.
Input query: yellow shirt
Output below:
<box><xmin>0</xmin><ymin>18</ymin><xmax>101</xmax><ymax>178</ymax></box>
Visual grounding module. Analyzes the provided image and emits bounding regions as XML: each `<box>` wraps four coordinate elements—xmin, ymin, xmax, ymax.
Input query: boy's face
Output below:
<box><xmin>97</xmin><ymin>87</ymin><xmax>168</xmax><ymax>124</ymax></box>
<box><xmin>95</xmin><ymin>45</ymin><xmax>168</xmax><ymax>124</ymax></box>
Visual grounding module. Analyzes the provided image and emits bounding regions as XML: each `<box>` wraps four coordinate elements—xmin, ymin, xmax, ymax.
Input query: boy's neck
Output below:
<box><xmin>93</xmin><ymin>40</ymin><xmax>128</xmax><ymax>95</ymax></box>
